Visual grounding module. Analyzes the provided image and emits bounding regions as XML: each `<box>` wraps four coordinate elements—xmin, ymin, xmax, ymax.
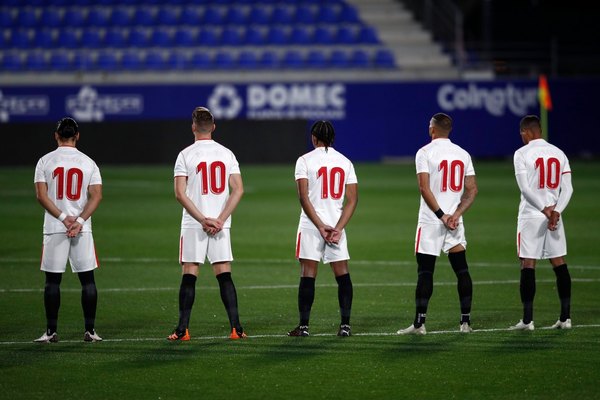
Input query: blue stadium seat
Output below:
<box><xmin>144</xmin><ymin>50</ymin><xmax>167</xmax><ymax>70</ymax></box>
<box><xmin>121</xmin><ymin>50</ymin><xmax>143</xmax><ymax>70</ymax></box>
<box><xmin>40</xmin><ymin>9</ymin><xmax>62</xmax><ymax>28</ymax></box>
<box><xmin>339</xmin><ymin>5</ymin><xmax>360</xmax><ymax>23</ymax></box>
<box><xmin>49</xmin><ymin>51</ymin><xmax>72</xmax><ymax>71</ymax></box>
<box><xmin>104</xmin><ymin>28</ymin><xmax>127</xmax><ymax>48</ymax></box>
<box><xmin>238</xmin><ymin>50</ymin><xmax>258</xmax><ymax>69</ymax></box>
<box><xmin>190</xmin><ymin>51</ymin><xmax>211</xmax><ymax>70</ymax></box>
<box><xmin>0</xmin><ymin>9</ymin><xmax>15</xmax><ymax>29</ymax></box>
<box><xmin>110</xmin><ymin>8</ymin><xmax>131</xmax><ymax>26</ymax></box>
<box><xmin>173</xmin><ymin>28</ymin><xmax>196</xmax><ymax>47</ymax></box>
<box><xmin>133</xmin><ymin>9</ymin><xmax>155</xmax><ymax>26</ymax></box>
<box><xmin>63</xmin><ymin>9</ymin><xmax>86</xmax><ymax>28</ymax></box>
<box><xmin>259</xmin><ymin>50</ymin><xmax>278</xmax><ymax>69</ymax></box>
<box><xmin>358</xmin><ymin>26</ymin><xmax>379</xmax><ymax>44</ymax></box>
<box><xmin>128</xmin><ymin>28</ymin><xmax>149</xmax><ymax>47</ymax></box>
<box><xmin>26</xmin><ymin>52</ymin><xmax>47</xmax><ymax>71</ymax></box>
<box><xmin>167</xmin><ymin>51</ymin><xmax>188</xmax><ymax>69</ymax></box>
<box><xmin>248</xmin><ymin>7</ymin><xmax>270</xmax><ymax>25</ymax></box>
<box><xmin>266</xmin><ymin>26</ymin><xmax>287</xmax><ymax>45</ymax></box>
<box><xmin>306</xmin><ymin>50</ymin><xmax>327</xmax><ymax>69</ymax></box>
<box><xmin>244</xmin><ymin>26</ymin><xmax>265</xmax><ymax>46</ymax></box>
<box><xmin>197</xmin><ymin>28</ymin><xmax>219</xmax><ymax>46</ymax></box>
<box><xmin>16</xmin><ymin>8</ymin><xmax>37</xmax><ymax>28</ymax></box>
<box><xmin>350</xmin><ymin>49</ymin><xmax>370</xmax><ymax>68</ymax></box>
<box><xmin>335</xmin><ymin>26</ymin><xmax>356</xmax><ymax>44</ymax></box>
<box><xmin>156</xmin><ymin>7</ymin><xmax>179</xmax><ymax>26</ymax></box>
<box><xmin>80</xmin><ymin>29</ymin><xmax>103</xmax><ymax>48</ymax></box>
<box><xmin>329</xmin><ymin>49</ymin><xmax>350</xmax><ymax>68</ymax></box>
<box><xmin>314</xmin><ymin>27</ymin><xmax>334</xmax><ymax>45</ymax></box>
<box><xmin>289</xmin><ymin>26</ymin><xmax>312</xmax><ymax>45</ymax></box>
<box><xmin>87</xmin><ymin>8</ymin><xmax>109</xmax><ymax>27</ymax></box>
<box><xmin>57</xmin><ymin>29</ymin><xmax>79</xmax><ymax>48</ymax></box>
<box><xmin>317</xmin><ymin>5</ymin><xmax>339</xmax><ymax>23</ymax></box>
<box><xmin>202</xmin><ymin>7</ymin><xmax>223</xmax><ymax>25</ymax></box>
<box><xmin>225</xmin><ymin>8</ymin><xmax>246</xmax><ymax>25</ymax></box>
<box><xmin>150</xmin><ymin>28</ymin><xmax>172</xmax><ymax>47</ymax></box>
<box><xmin>214</xmin><ymin>50</ymin><xmax>235</xmax><ymax>69</ymax></box>
<box><xmin>374</xmin><ymin>49</ymin><xmax>396</xmax><ymax>68</ymax></box>
<box><xmin>180</xmin><ymin>7</ymin><xmax>202</xmax><ymax>26</ymax></box>
<box><xmin>33</xmin><ymin>29</ymin><xmax>55</xmax><ymax>48</ymax></box>
<box><xmin>282</xmin><ymin>50</ymin><xmax>304</xmax><ymax>69</ymax></box>
<box><xmin>294</xmin><ymin>6</ymin><xmax>315</xmax><ymax>24</ymax></box>
<box><xmin>271</xmin><ymin>6</ymin><xmax>293</xmax><ymax>24</ymax></box>
<box><xmin>73</xmin><ymin>51</ymin><xmax>93</xmax><ymax>70</ymax></box>
<box><xmin>96</xmin><ymin>50</ymin><xmax>118</xmax><ymax>70</ymax></box>
<box><xmin>220</xmin><ymin>27</ymin><xmax>242</xmax><ymax>46</ymax></box>
<box><xmin>1</xmin><ymin>52</ymin><xmax>22</xmax><ymax>71</ymax></box>
<box><xmin>10</xmin><ymin>29</ymin><xmax>32</xmax><ymax>48</ymax></box>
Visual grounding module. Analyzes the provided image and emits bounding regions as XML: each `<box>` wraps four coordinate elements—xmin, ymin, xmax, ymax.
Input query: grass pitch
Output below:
<box><xmin>1</xmin><ymin>161</ymin><xmax>599</xmax><ymax>399</ymax></box>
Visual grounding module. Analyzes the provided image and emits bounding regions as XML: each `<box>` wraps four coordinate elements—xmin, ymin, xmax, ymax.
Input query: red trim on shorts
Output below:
<box><xmin>94</xmin><ymin>243</ymin><xmax>100</xmax><ymax>268</ymax></box>
<box><xmin>517</xmin><ymin>232</ymin><xmax>521</xmax><ymax>257</ymax></box>
<box><xmin>415</xmin><ymin>227</ymin><xmax>422</xmax><ymax>254</ymax></box>
<box><xmin>295</xmin><ymin>232</ymin><xmax>302</xmax><ymax>259</ymax></box>
<box><xmin>179</xmin><ymin>236</ymin><xmax>183</xmax><ymax>264</ymax></box>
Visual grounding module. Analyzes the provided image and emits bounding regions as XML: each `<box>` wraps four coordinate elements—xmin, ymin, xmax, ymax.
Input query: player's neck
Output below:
<box><xmin>194</xmin><ymin>134</ymin><xmax>212</xmax><ymax>141</ymax></box>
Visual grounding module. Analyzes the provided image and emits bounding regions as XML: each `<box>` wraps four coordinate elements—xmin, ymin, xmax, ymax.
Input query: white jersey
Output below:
<box><xmin>295</xmin><ymin>147</ymin><xmax>357</xmax><ymax>230</ymax></box>
<box><xmin>416</xmin><ymin>138</ymin><xmax>475</xmax><ymax>225</ymax></box>
<box><xmin>174</xmin><ymin>139</ymin><xmax>240</xmax><ymax>229</ymax></box>
<box><xmin>34</xmin><ymin>146</ymin><xmax>102</xmax><ymax>234</ymax></box>
<box><xmin>514</xmin><ymin>138</ymin><xmax>571</xmax><ymax>219</ymax></box>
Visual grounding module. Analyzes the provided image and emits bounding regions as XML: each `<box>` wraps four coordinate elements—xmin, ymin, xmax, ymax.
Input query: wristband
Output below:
<box><xmin>76</xmin><ymin>217</ymin><xmax>85</xmax><ymax>225</ymax></box>
<box><xmin>58</xmin><ymin>212</ymin><xmax>67</xmax><ymax>222</ymax></box>
<box><xmin>434</xmin><ymin>208</ymin><xmax>444</xmax><ymax>219</ymax></box>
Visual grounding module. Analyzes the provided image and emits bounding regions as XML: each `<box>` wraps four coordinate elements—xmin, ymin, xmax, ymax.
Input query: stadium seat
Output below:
<box><xmin>202</xmin><ymin>7</ymin><xmax>223</xmax><ymax>25</ymax></box>
<box><xmin>40</xmin><ymin>9</ymin><xmax>62</xmax><ymax>28</ymax></box>
<box><xmin>1</xmin><ymin>53</ymin><xmax>22</xmax><ymax>71</ymax></box>
<box><xmin>244</xmin><ymin>26</ymin><xmax>265</xmax><ymax>46</ymax></box>
<box><xmin>150</xmin><ymin>28</ymin><xmax>172</xmax><ymax>47</ymax></box>
<box><xmin>16</xmin><ymin>8</ymin><xmax>37</xmax><ymax>28</ymax></box>
<box><xmin>10</xmin><ymin>29</ymin><xmax>32</xmax><ymax>48</ymax></box>
<box><xmin>282</xmin><ymin>50</ymin><xmax>304</xmax><ymax>69</ymax></box>
<box><xmin>358</xmin><ymin>26</ymin><xmax>379</xmax><ymax>44</ymax></box>
<box><xmin>73</xmin><ymin>51</ymin><xmax>93</xmax><ymax>70</ymax></box>
<box><xmin>156</xmin><ymin>7</ymin><xmax>179</xmax><ymax>26</ymax></box>
<box><xmin>190</xmin><ymin>51</ymin><xmax>211</xmax><ymax>69</ymax></box>
<box><xmin>224</xmin><ymin>8</ymin><xmax>246</xmax><ymax>25</ymax></box>
<box><xmin>128</xmin><ymin>28</ymin><xmax>149</xmax><ymax>47</ymax></box>
<box><xmin>25</xmin><ymin>52</ymin><xmax>47</xmax><ymax>71</ymax></box>
<box><xmin>144</xmin><ymin>50</ymin><xmax>167</xmax><ymax>70</ymax></box>
<box><xmin>80</xmin><ymin>29</ymin><xmax>103</xmax><ymax>48</ymax></box>
<box><xmin>104</xmin><ymin>29</ymin><xmax>127</xmax><ymax>48</ymax></box>
<box><xmin>63</xmin><ymin>9</ymin><xmax>86</xmax><ymax>28</ymax></box>
<box><xmin>33</xmin><ymin>29</ymin><xmax>55</xmax><ymax>48</ymax></box>
<box><xmin>133</xmin><ymin>9</ymin><xmax>155</xmax><ymax>26</ymax></box>
<box><xmin>289</xmin><ymin>26</ymin><xmax>312</xmax><ymax>45</ymax></box>
<box><xmin>317</xmin><ymin>5</ymin><xmax>339</xmax><ymax>23</ymax></box>
<box><xmin>167</xmin><ymin>51</ymin><xmax>188</xmax><ymax>69</ymax></box>
<box><xmin>220</xmin><ymin>27</ymin><xmax>242</xmax><ymax>46</ymax></box>
<box><xmin>314</xmin><ymin>27</ymin><xmax>334</xmax><ymax>45</ymax></box>
<box><xmin>306</xmin><ymin>49</ymin><xmax>327</xmax><ymax>69</ymax></box>
<box><xmin>56</xmin><ymin>29</ymin><xmax>79</xmax><ymax>48</ymax></box>
<box><xmin>350</xmin><ymin>49</ymin><xmax>370</xmax><ymax>68</ymax></box>
<box><xmin>180</xmin><ymin>7</ymin><xmax>202</xmax><ymax>26</ymax></box>
<box><xmin>121</xmin><ymin>51</ymin><xmax>143</xmax><ymax>70</ymax></box>
<box><xmin>259</xmin><ymin>50</ymin><xmax>278</xmax><ymax>69</ymax></box>
<box><xmin>270</xmin><ymin>6</ymin><xmax>293</xmax><ymax>24</ymax></box>
<box><xmin>266</xmin><ymin>26</ymin><xmax>288</xmax><ymax>45</ymax></box>
<box><xmin>96</xmin><ymin>50</ymin><xmax>118</xmax><ymax>70</ymax></box>
<box><xmin>335</xmin><ymin>26</ymin><xmax>356</xmax><ymax>44</ymax></box>
<box><xmin>49</xmin><ymin>51</ymin><xmax>72</xmax><ymax>71</ymax></box>
<box><xmin>0</xmin><ymin>9</ymin><xmax>15</xmax><ymax>29</ymax></box>
<box><xmin>110</xmin><ymin>8</ymin><xmax>131</xmax><ymax>26</ymax></box>
<box><xmin>339</xmin><ymin>5</ymin><xmax>360</xmax><ymax>23</ymax></box>
<box><xmin>374</xmin><ymin>49</ymin><xmax>396</xmax><ymax>68</ymax></box>
<box><xmin>329</xmin><ymin>49</ymin><xmax>350</xmax><ymax>68</ymax></box>
<box><xmin>197</xmin><ymin>28</ymin><xmax>219</xmax><ymax>46</ymax></box>
<box><xmin>248</xmin><ymin>7</ymin><xmax>270</xmax><ymax>24</ymax></box>
<box><xmin>213</xmin><ymin>50</ymin><xmax>235</xmax><ymax>69</ymax></box>
<box><xmin>87</xmin><ymin>8</ymin><xmax>109</xmax><ymax>27</ymax></box>
<box><xmin>238</xmin><ymin>50</ymin><xmax>258</xmax><ymax>69</ymax></box>
<box><xmin>294</xmin><ymin>6</ymin><xmax>315</xmax><ymax>24</ymax></box>
<box><xmin>173</xmin><ymin>28</ymin><xmax>196</xmax><ymax>47</ymax></box>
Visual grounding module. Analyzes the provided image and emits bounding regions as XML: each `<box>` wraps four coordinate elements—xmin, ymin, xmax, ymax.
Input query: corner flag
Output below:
<box><xmin>538</xmin><ymin>74</ymin><xmax>552</xmax><ymax>139</ymax></box>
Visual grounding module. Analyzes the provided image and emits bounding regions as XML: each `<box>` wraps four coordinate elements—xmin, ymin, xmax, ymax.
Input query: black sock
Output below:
<box><xmin>177</xmin><ymin>274</ymin><xmax>197</xmax><ymax>333</ymax></box>
<box><xmin>414</xmin><ymin>253</ymin><xmax>436</xmax><ymax>328</ymax></box>
<box><xmin>78</xmin><ymin>270</ymin><xmax>98</xmax><ymax>333</ymax></box>
<box><xmin>298</xmin><ymin>277</ymin><xmax>316</xmax><ymax>326</ymax></box>
<box><xmin>553</xmin><ymin>264</ymin><xmax>571</xmax><ymax>321</ymax></box>
<box><xmin>520</xmin><ymin>268</ymin><xmax>536</xmax><ymax>324</ymax></box>
<box><xmin>44</xmin><ymin>272</ymin><xmax>62</xmax><ymax>334</ymax></box>
<box><xmin>216</xmin><ymin>272</ymin><xmax>242</xmax><ymax>332</ymax></box>
<box><xmin>335</xmin><ymin>273</ymin><xmax>353</xmax><ymax>325</ymax></box>
<box><xmin>449</xmin><ymin>251</ymin><xmax>473</xmax><ymax>324</ymax></box>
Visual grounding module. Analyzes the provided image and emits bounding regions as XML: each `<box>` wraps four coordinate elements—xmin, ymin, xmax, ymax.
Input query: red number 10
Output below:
<box><xmin>52</xmin><ymin>167</ymin><xmax>83</xmax><ymax>200</ymax></box>
<box><xmin>317</xmin><ymin>166</ymin><xmax>345</xmax><ymax>199</ymax></box>
<box><xmin>438</xmin><ymin>160</ymin><xmax>465</xmax><ymax>192</ymax></box>
<box><xmin>196</xmin><ymin>161</ymin><xmax>226</xmax><ymax>195</ymax></box>
<box><xmin>534</xmin><ymin>157</ymin><xmax>560</xmax><ymax>189</ymax></box>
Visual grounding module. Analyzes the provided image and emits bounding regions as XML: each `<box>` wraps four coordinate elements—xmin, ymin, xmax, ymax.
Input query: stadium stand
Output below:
<box><xmin>0</xmin><ymin>0</ymin><xmax>459</xmax><ymax>82</ymax></box>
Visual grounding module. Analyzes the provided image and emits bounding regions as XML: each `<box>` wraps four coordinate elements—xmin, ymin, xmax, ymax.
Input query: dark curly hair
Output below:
<box><xmin>311</xmin><ymin>120</ymin><xmax>335</xmax><ymax>149</ymax></box>
<box><xmin>56</xmin><ymin>117</ymin><xmax>78</xmax><ymax>138</ymax></box>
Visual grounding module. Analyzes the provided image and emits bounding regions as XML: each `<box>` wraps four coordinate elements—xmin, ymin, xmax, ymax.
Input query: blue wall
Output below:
<box><xmin>2</xmin><ymin>78</ymin><xmax>597</xmax><ymax>160</ymax></box>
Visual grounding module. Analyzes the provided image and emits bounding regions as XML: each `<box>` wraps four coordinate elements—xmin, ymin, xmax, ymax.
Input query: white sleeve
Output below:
<box><xmin>554</xmin><ymin>172</ymin><xmax>573</xmax><ymax>214</ymax></box>
<box><xmin>174</xmin><ymin>152</ymin><xmax>187</xmax><ymax>177</ymax></box>
<box><xmin>415</xmin><ymin>149</ymin><xmax>428</xmax><ymax>174</ymax></box>
<box><xmin>89</xmin><ymin>162</ymin><xmax>102</xmax><ymax>185</ymax></box>
<box><xmin>294</xmin><ymin>157</ymin><xmax>307</xmax><ymax>180</ymax></box>
<box><xmin>515</xmin><ymin>173</ymin><xmax>545</xmax><ymax>211</ymax></box>
<box><xmin>346</xmin><ymin>162</ymin><xmax>357</xmax><ymax>184</ymax></box>
<box><xmin>34</xmin><ymin>158</ymin><xmax>46</xmax><ymax>183</ymax></box>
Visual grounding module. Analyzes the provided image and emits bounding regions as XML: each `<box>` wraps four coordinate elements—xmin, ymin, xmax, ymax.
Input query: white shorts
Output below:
<box><xmin>41</xmin><ymin>233</ymin><xmax>98</xmax><ymax>273</ymax></box>
<box><xmin>415</xmin><ymin>223</ymin><xmax>467</xmax><ymax>256</ymax></box>
<box><xmin>295</xmin><ymin>227</ymin><xmax>350</xmax><ymax>263</ymax></box>
<box><xmin>179</xmin><ymin>228</ymin><xmax>233</xmax><ymax>265</ymax></box>
<box><xmin>517</xmin><ymin>218</ymin><xmax>567</xmax><ymax>259</ymax></box>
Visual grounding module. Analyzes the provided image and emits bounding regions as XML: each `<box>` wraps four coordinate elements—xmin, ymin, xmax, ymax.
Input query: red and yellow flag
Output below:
<box><xmin>538</xmin><ymin>74</ymin><xmax>552</xmax><ymax>111</ymax></box>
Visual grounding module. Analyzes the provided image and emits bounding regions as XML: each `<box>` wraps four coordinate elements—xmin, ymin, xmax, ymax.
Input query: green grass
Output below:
<box><xmin>1</xmin><ymin>161</ymin><xmax>599</xmax><ymax>399</ymax></box>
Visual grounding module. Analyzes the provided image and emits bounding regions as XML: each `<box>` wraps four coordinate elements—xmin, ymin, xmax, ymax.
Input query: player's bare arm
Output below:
<box><xmin>67</xmin><ymin>184</ymin><xmax>103</xmax><ymax>238</ymax></box>
<box><xmin>330</xmin><ymin>183</ymin><xmax>358</xmax><ymax>244</ymax></box>
<box><xmin>216</xmin><ymin>173</ymin><xmax>244</xmax><ymax>228</ymax></box>
<box><xmin>35</xmin><ymin>181</ymin><xmax>74</xmax><ymax>230</ymax></box>
<box><xmin>296</xmin><ymin>178</ymin><xmax>335</xmax><ymax>241</ymax></box>
<box><xmin>174</xmin><ymin>176</ymin><xmax>217</xmax><ymax>234</ymax></box>
<box><xmin>449</xmin><ymin>175</ymin><xmax>478</xmax><ymax>228</ymax></box>
<box><xmin>417</xmin><ymin>172</ymin><xmax>453</xmax><ymax>229</ymax></box>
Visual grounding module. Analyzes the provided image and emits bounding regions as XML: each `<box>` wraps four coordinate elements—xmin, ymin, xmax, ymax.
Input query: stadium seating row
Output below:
<box><xmin>0</xmin><ymin>4</ymin><xmax>361</xmax><ymax>28</ymax></box>
<box><xmin>1</xmin><ymin>25</ymin><xmax>379</xmax><ymax>49</ymax></box>
<box><xmin>1</xmin><ymin>48</ymin><xmax>396</xmax><ymax>71</ymax></box>
<box><xmin>1</xmin><ymin>0</ymin><xmax>343</xmax><ymax>4</ymax></box>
